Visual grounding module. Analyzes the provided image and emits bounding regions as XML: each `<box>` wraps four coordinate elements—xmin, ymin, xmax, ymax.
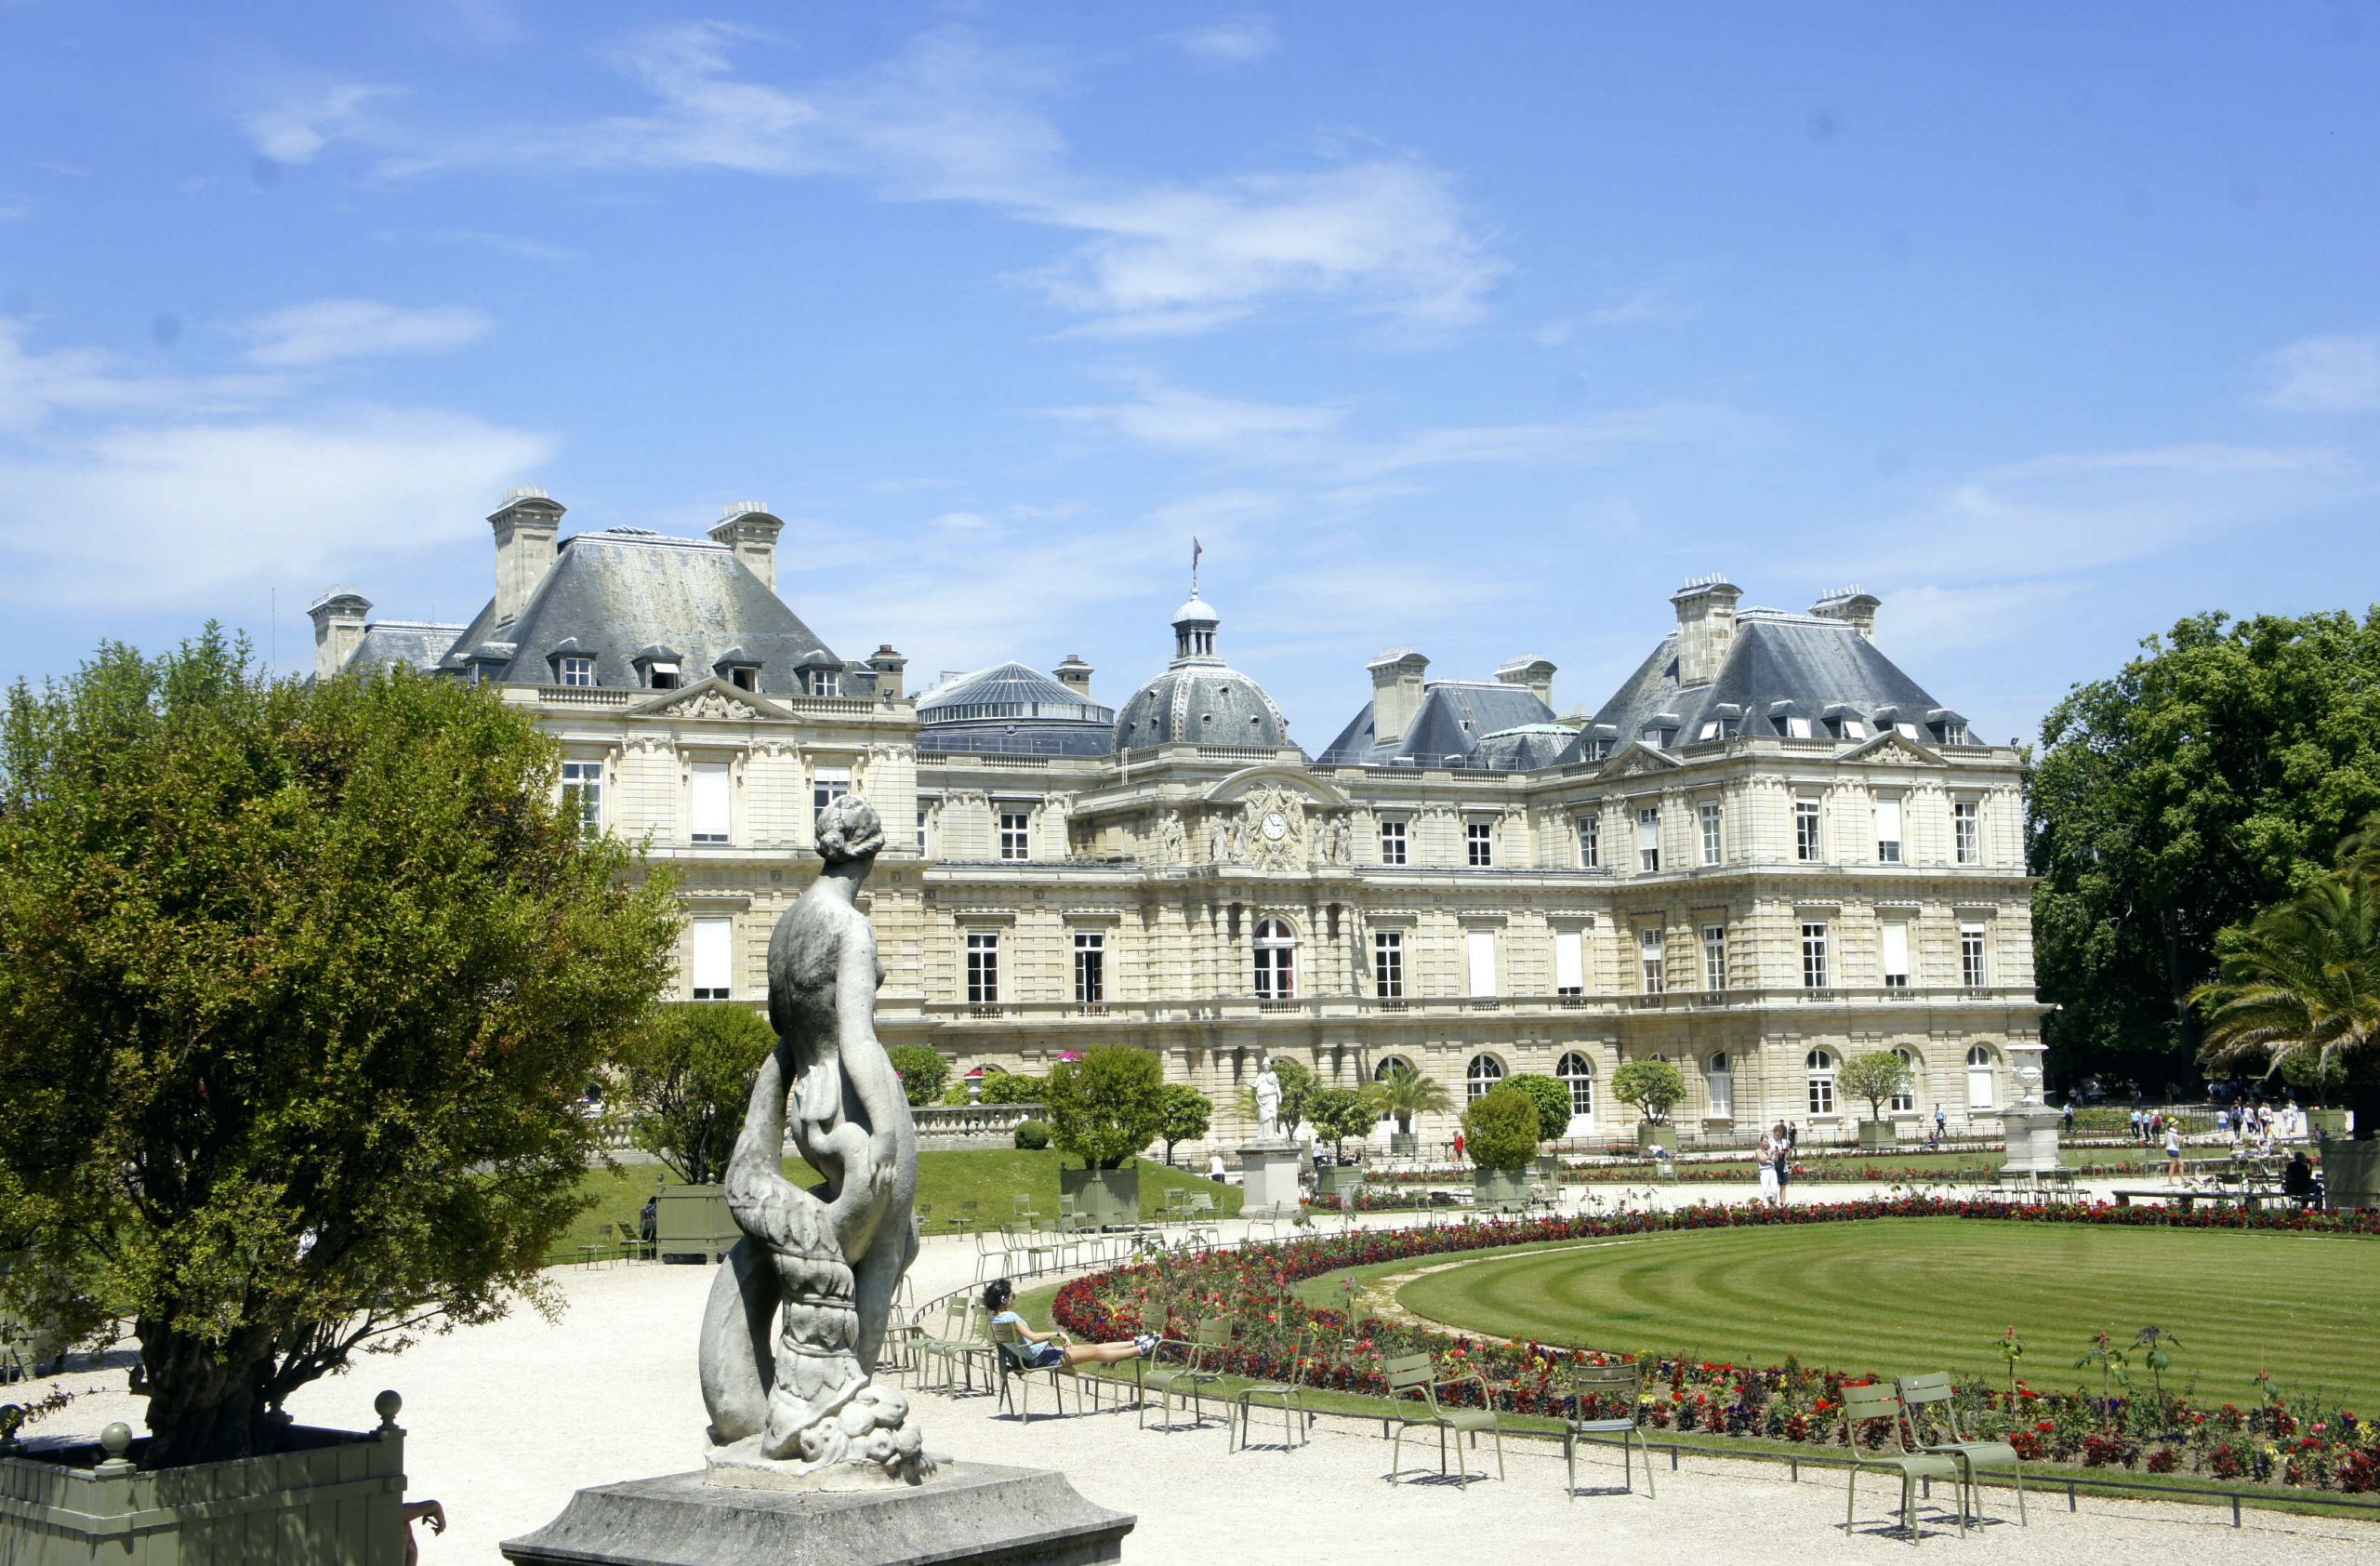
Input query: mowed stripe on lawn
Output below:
<box><xmin>1394</xmin><ymin>1218</ymin><xmax>2380</xmax><ymax>1410</ymax></box>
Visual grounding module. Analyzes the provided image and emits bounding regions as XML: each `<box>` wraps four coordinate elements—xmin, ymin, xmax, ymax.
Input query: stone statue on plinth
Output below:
<box><xmin>1253</xmin><ymin>1057</ymin><xmax>1284</xmax><ymax>1143</ymax></box>
<box><xmin>698</xmin><ymin>794</ymin><xmax>933</xmax><ymax>1487</ymax></box>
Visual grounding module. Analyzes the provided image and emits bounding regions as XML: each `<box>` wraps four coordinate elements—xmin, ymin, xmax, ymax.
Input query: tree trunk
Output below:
<box><xmin>138</xmin><ymin>1316</ymin><xmax>277</xmax><ymax>1469</ymax></box>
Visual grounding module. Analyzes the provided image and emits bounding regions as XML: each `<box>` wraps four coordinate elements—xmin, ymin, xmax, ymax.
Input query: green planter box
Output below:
<box><xmin>1315</xmin><ymin>1165</ymin><xmax>1361</xmax><ymax>1198</ymax></box>
<box><xmin>1857</xmin><ymin>1120</ymin><xmax>1897</xmax><ymax>1150</ymax></box>
<box><xmin>654</xmin><ymin>1182</ymin><xmax>737</xmax><ymax>1263</ymax></box>
<box><xmin>2320</xmin><ymin>1135</ymin><xmax>2380</xmax><ymax>1211</ymax></box>
<box><xmin>1636</xmin><ymin>1121</ymin><xmax>1676</xmax><ymax>1154</ymax></box>
<box><xmin>1060</xmin><ymin>1165</ymin><xmax>1140</xmax><ymax>1228</ymax></box>
<box><xmin>2309</xmin><ymin>1109</ymin><xmax>2351</xmax><ymax>1137</ymax></box>
<box><xmin>1472</xmin><ymin>1170</ymin><xmax>1532</xmax><ymax>1213</ymax></box>
<box><xmin>1387</xmin><ymin>1133</ymin><xmax>1419</xmax><ymax>1158</ymax></box>
<box><xmin>1</xmin><ymin>1420</ymin><xmax>404</xmax><ymax>1565</ymax></box>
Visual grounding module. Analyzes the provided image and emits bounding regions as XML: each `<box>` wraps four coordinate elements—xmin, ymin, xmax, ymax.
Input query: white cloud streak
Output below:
<box><xmin>2261</xmin><ymin>333</ymin><xmax>2380</xmax><ymax>414</ymax></box>
<box><xmin>1169</xmin><ymin>17</ymin><xmax>1279</xmax><ymax>63</ymax></box>
<box><xmin>242</xmin><ymin>299</ymin><xmax>494</xmax><ymax>367</ymax></box>
<box><xmin>244</xmin><ymin>83</ymin><xmax>405</xmax><ymax>164</ymax></box>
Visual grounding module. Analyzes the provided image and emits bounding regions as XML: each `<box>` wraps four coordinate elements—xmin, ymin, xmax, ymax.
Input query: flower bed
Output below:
<box><xmin>1051</xmin><ymin>1197</ymin><xmax>2380</xmax><ymax>1493</ymax></box>
<box><xmin>1356</xmin><ymin>1151</ymin><xmax>2228</xmax><ymax>1188</ymax></box>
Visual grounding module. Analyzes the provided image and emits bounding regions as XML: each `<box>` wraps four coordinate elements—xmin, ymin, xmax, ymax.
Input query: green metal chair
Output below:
<box><xmin>972</xmin><ymin>1223</ymin><xmax>1011</xmax><ymax>1283</ymax></box>
<box><xmin>1558</xmin><ymin>1360</ymin><xmax>1655</xmax><ymax>1499</ymax></box>
<box><xmin>1382</xmin><ymin>1351</ymin><xmax>1505</xmax><ymax>1488</ymax></box>
<box><xmin>1001</xmin><ymin>1221</ymin><xmax>1058</xmax><ymax>1277</ymax></box>
<box><xmin>1138</xmin><ymin>1318</ymin><xmax>1230</xmax><ymax>1431</ymax></box>
<box><xmin>915</xmin><ymin>1298</ymin><xmax>986</xmax><ymax>1393</ymax></box>
<box><xmin>1896</xmin><ymin>1373</ymin><xmax>2027</xmax><ymax>1527</ymax></box>
<box><xmin>1181</xmin><ymin>1192</ymin><xmax>1222</xmax><ymax>1250</ymax></box>
<box><xmin>1840</xmin><ymin>1383</ymin><xmax>1965</xmax><ymax>1544</ymax></box>
<box><xmin>987</xmin><ymin>1315</ymin><xmax>1075</xmax><ymax>1425</ymax></box>
<box><xmin>1230</xmin><ymin>1330</ymin><xmax>1315</xmax><ymax>1453</ymax></box>
<box><xmin>611</xmin><ymin>1220</ymin><xmax>655</xmax><ymax>1264</ymax></box>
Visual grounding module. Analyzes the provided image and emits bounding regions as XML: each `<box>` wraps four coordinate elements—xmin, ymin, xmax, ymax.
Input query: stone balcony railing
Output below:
<box><xmin>912</xmin><ymin>1102</ymin><xmax>1045</xmax><ymax>1140</ymax></box>
<box><xmin>906</xmin><ymin>984</ymin><xmax>2041</xmax><ymax>1027</ymax></box>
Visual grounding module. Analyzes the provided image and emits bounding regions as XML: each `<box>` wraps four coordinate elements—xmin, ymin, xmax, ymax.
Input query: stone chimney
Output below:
<box><xmin>1670</xmin><ymin>574</ymin><xmax>1742</xmax><ymax>687</ymax></box>
<box><xmin>1494</xmin><ymin>655</ymin><xmax>1556</xmax><ymax>710</ymax></box>
<box><xmin>1810</xmin><ymin>584</ymin><xmax>1880</xmax><ymax>640</ymax></box>
<box><xmin>489</xmin><ymin>488</ymin><xmax>565</xmax><ymax>627</ymax></box>
<box><xmin>1367</xmin><ymin>647</ymin><xmax>1430</xmax><ymax>745</ymax></box>
<box><xmin>867</xmin><ymin>644</ymin><xmax>907</xmax><ymax>703</ymax></box>
<box><xmin>307</xmin><ymin>589</ymin><xmax>370</xmax><ymax>680</ymax></box>
<box><xmin>1052</xmin><ymin>655</ymin><xmax>1093</xmax><ymax>699</ymax></box>
<box><xmin>709</xmin><ymin>501</ymin><xmax>786</xmax><ymax>594</ymax></box>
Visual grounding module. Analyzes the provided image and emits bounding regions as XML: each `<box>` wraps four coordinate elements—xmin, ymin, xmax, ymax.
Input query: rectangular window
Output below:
<box><xmin>1373</xmin><ymin>931</ymin><xmax>1405</xmax><ymax>998</ymax></box>
<box><xmin>1553</xmin><ymin>929</ymin><xmax>1584</xmax><ymax>997</ymax></box>
<box><xmin>1698</xmin><ymin>801</ymin><xmax>1723</xmax><ymax>866</ymax></box>
<box><xmin>559</xmin><ymin>760</ymin><xmax>602</xmax><ymax>837</ymax></box>
<box><xmin>806</xmin><ymin>670</ymin><xmax>840</xmax><ymax>697</ymax></box>
<box><xmin>1465</xmin><ymin>930</ymin><xmax>1499</xmax><ymax>997</ymax></box>
<box><xmin>1794</xmin><ymin>800</ymin><xmax>1822</xmax><ymax>862</ymax></box>
<box><xmin>1784</xmin><ymin>715</ymin><xmax>1813</xmax><ymax>739</ymax></box>
<box><xmin>1953</xmin><ymin>799</ymin><xmax>1979</xmax><ymax>865</ymax></box>
<box><xmin>558</xmin><ymin>655</ymin><xmax>595</xmax><ymax>687</ymax></box>
<box><xmin>1639</xmin><ymin>928</ymin><xmax>1665</xmax><ymax>994</ymax></box>
<box><xmin>1379</xmin><ymin>818</ymin><xmax>1408</xmax><ymax>866</ymax></box>
<box><xmin>1961</xmin><ymin>922</ymin><xmax>1988</xmax><ymax>988</ymax></box>
<box><xmin>1882</xmin><ymin>921</ymin><xmax>1911</xmax><ymax>988</ymax></box>
<box><xmin>729</xmin><ymin>667</ymin><xmax>757</xmax><ymax>691</ymax></box>
<box><xmin>1073</xmin><ymin>932</ymin><xmax>1104</xmax><ymax>1004</ymax></box>
<box><xmin>1801</xmin><ymin>922</ymin><xmax>1830</xmax><ymax>989</ymax></box>
<box><xmin>1575</xmin><ymin>816</ymin><xmax>1598</xmax><ymax>869</ymax></box>
<box><xmin>998</xmin><ymin>810</ymin><xmax>1030</xmax><ymax>861</ymax></box>
<box><xmin>690</xmin><ymin>916</ymin><xmax>732</xmax><ymax>1001</ymax></box>
<box><xmin>1875</xmin><ymin>796</ymin><xmax>1903</xmax><ymax>863</ymax></box>
<box><xmin>965</xmin><ymin>933</ymin><xmax>999</xmax><ymax>1005</ymax></box>
<box><xmin>1466</xmin><ymin>819</ymin><xmax>1494</xmax><ymax>867</ymax></box>
<box><xmin>690</xmin><ymin>761</ymin><xmax>731</xmax><ymax>844</ymax></box>
<box><xmin>647</xmin><ymin>660</ymin><xmax>681</xmax><ymax>691</ymax></box>
<box><xmin>1700</xmin><ymin>925</ymin><xmax>1726</xmax><ymax>991</ymax></box>
<box><xmin>1636</xmin><ymin>806</ymin><xmax>1660</xmax><ymax>872</ymax></box>
<box><xmin>1809</xmin><ymin>1070</ymin><xmax>1836</xmax><ymax>1117</ymax></box>
<box><xmin>917</xmin><ymin>805</ymin><xmax>935</xmax><ymax>859</ymax></box>
<box><xmin>812</xmin><ymin>766</ymin><xmax>851</xmax><ymax>816</ymax></box>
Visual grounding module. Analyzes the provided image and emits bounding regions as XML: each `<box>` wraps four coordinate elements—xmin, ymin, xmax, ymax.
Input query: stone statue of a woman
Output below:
<box><xmin>698</xmin><ymin>794</ymin><xmax>932</xmax><ymax>1486</ymax></box>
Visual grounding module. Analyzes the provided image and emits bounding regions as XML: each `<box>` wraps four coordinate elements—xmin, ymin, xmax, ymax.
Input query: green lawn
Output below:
<box><xmin>1386</xmin><ymin>1217</ymin><xmax>2380</xmax><ymax>1411</ymax></box>
<box><xmin>552</xmin><ymin>1148</ymin><xmax>1238</xmax><ymax>1261</ymax></box>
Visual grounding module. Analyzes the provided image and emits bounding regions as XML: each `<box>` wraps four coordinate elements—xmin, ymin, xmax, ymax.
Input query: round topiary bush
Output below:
<box><xmin>1460</xmin><ymin>1087</ymin><xmax>1540</xmax><ymax>1172</ymax></box>
<box><xmin>1498</xmin><ymin>1073</ymin><xmax>1572</xmax><ymax>1141</ymax></box>
<box><xmin>1013</xmin><ymin>1119</ymin><xmax>1051</xmax><ymax>1150</ymax></box>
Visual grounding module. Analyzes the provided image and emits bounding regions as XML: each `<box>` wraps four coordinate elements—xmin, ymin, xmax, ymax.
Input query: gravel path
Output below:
<box><xmin>27</xmin><ymin>1181</ymin><xmax>2378</xmax><ymax>1564</ymax></box>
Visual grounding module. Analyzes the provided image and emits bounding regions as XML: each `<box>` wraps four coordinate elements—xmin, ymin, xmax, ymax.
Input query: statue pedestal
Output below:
<box><xmin>1236</xmin><ymin>1141</ymin><xmax>1304</xmax><ymax>1219</ymax></box>
<box><xmin>1999</xmin><ymin>1039</ymin><xmax>2062</xmax><ymax>1177</ymax></box>
<box><xmin>501</xmin><ymin>1462</ymin><xmax>1131</xmax><ymax>1565</ymax></box>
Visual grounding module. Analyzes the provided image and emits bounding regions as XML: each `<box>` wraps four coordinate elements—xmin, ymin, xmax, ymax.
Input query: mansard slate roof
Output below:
<box><xmin>916</xmin><ymin>661</ymin><xmax>1116</xmax><ymax>757</ymax></box>
<box><xmin>1318</xmin><ymin>681</ymin><xmax>1560</xmax><ymax>768</ymax></box>
<box><xmin>1559</xmin><ymin>609</ymin><xmax>1944</xmax><ymax>762</ymax></box>
<box><xmin>347</xmin><ymin>621</ymin><xmax>467</xmax><ymax>674</ymax></box>
<box><xmin>1113</xmin><ymin>665</ymin><xmax>1294</xmax><ymax>751</ymax></box>
<box><xmin>438</xmin><ymin>528</ymin><xmax>853</xmax><ymax>696</ymax></box>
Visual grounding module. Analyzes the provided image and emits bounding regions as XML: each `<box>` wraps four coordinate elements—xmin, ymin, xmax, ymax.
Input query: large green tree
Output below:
<box><xmin>0</xmin><ymin>632</ymin><xmax>681</xmax><ymax>1468</ymax></box>
<box><xmin>616</xmin><ymin>1002</ymin><xmax>777</xmax><ymax>1185</ymax></box>
<box><xmin>1042</xmin><ymin>1044</ymin><xmax>1167</xmax><ymax>1169</ymax></box>
<box><xmin>1155</xmin><ymin>1082</ymin><xmax>1211</xmax><ymax>1164</ymax></box>
<box><xmin>2191</xmin><ymin>861</ymin><xmax>2380</xmax><ymax>1137</ymax></box>
<box><xmin>2030</xmin><ymin>609</ymin><xmax>2380</xmax><ymax>1088</ymax></box>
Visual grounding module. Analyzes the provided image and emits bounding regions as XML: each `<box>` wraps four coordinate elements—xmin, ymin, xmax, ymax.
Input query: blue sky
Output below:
<box><xmin>4</xmin><ymin>3</ymin><xmax>2375</xmax><ymax>746</ymax></box>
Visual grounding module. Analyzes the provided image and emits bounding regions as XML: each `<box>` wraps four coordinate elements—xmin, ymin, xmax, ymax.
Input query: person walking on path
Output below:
<box><xmin>1756</xmin><ymin>1125</ymin><xmax>1781</xmax><ymax>1207</ymax></box>
<box><xmin>2163</xmin><ymin>1121</ymin><xmax>2185</xmax><ymax>1182</ymax></box>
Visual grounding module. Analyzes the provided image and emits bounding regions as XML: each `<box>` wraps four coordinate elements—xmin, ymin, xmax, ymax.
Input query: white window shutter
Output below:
<box><xmin>1876</xmin><ymin>797</ymin><xmax>1903</xmax><ymax>842</ymax></box>
<box><xmin>1635</xmin><ymin>810</ymin><xmax>1659</xmax><ymax>851</ymax></box>
<box><xmin>1553</xmin><ymin>930</ymin><xmax>1584</xmax><ymax>991</ymax></box>
<box><xmin>1466</xmin><ymin>931</ymin><xmax>1499</xmax><ymax>997</ymax></box>
<box><xmin>1881</xmin><ymin>922</ymin><xmax>1910</xmax><ymax>978</ymax></box>
<box><xmin>691</xmin><ymin>762</ymin><xmax>731</xmax><ymax>838</ymax></box>
<box><xmin>692</xmin><ymin>917</ymin><xmax>733</xmax><ymax>994</ymax></box>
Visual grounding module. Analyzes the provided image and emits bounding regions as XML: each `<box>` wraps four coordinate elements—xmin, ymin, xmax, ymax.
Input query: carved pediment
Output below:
<box><xmin>1838</xmin><ymin>729</ymin><xmax>1947</xmax><ymax>766</ymax></box>
<box><xmin>1596</xmin><ymin>740</ymin><xmax>1682</xmax><ymax>779</ymax></box>
<box><xmin>631</xmin><ymin>676</ymin><xmax>794</xmax><ymax>723</ymax></box>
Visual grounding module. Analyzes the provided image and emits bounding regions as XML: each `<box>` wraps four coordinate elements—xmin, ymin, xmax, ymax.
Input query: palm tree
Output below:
<box><xmin>2190</xmin><ymin>872</ymin><xmax>2380</xmax><ymax>1141</ymax></box>
<box><xmin>1364</xmin><ymin>1064</ymin><xmax>1453</xmax><ymax>1135</ymax></box>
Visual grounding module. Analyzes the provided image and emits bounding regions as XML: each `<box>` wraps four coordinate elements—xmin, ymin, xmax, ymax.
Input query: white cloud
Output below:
<box><xmin>1169</xmin><ymin>17</ymin><xmax>1279</xmax><ymax>63</ymax></box>
<box><xmin>0</xmin><ymin>319</ymin><xmax>283</xmax><ymax>431</ymax></box>
<box><xmin>244</xmin><ymin>83</ymin><xmax>403</xmax><ymax>164</ymax></box>
<box><xmin>926</xmin><ymin>509</ymin><xmax>996</xmax><ymax>531</ymax></box>
<box><xmin>1047</xmin><ymin>376</ymin><xmax>1342</xmax><ymax>458</ymax></box>
<box><xmin>425</xmin><ymin>229</ymin><xmax>581</xmax><ymax>262</ymax></box>
<box><xmin>0</xmin><ymin>199</ymin><xmax>27</xmax><ymax>223</ymax></box>
<box><xmin>0</xmin><ymin>410</ymin><xmax>552</xmax><ymax>609</ymax></box>
<box><xmin>242</xmin><ymin>300</ymin><xmax>493</xmax><ymax>367</ymax></box>
<box><xmin>374</xmin><ymin>26</ymin><xmax>1501</xmax><ymax>336</ymax></box>
<box><xmin>2261</xmin><ymin>334</ymin><xmax>2380</xmax><ymax>414</ymax></box>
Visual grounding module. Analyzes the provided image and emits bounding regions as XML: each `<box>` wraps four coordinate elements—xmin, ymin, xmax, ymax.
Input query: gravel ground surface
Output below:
<box><xmin>27</xmin><ymin>1181</ymin><xmax>2380</xmax><ymax>1565</ymax></box>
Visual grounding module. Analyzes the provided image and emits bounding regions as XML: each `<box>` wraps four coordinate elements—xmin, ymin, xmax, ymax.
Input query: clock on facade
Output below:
<box><xmin>1261</xmin><ymin>810</ymin><xmax>1288</xmax><ymax>842</ymax></box>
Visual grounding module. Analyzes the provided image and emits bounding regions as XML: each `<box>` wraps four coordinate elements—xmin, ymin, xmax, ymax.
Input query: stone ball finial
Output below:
<box><xmin>374</xmin><ymin>1389</ymin><xmax>403</xmax><ymax>1430</ymax></box>
<box><xmin>815</xmin><ymin>793</ymin><xmax>884</xmax><ymax>863</ymax></box>
<box><xmin>99</xmin><ymin>1423</ymin><xmax>132</xmax><ymax>1458</ymax></box>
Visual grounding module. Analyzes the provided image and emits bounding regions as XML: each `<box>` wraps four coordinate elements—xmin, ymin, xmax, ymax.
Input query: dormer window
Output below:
<box><xmin>632</xmin><ymin>644</ymin><xmax>684</xmax><ymax>691</ymax></box>
<box><xmin>803</xmin><ymin>669</ymin><xmax>840</xmax><ymax>697</ymax></box>
<box><xmin>558</xmin><ymin>656</ymin><xmax>595</xmax><ymax>687</ymax></box>
<box><xmin>648</xmin><ymin>662</ymin><xmax>681</xmax><ymax>691</ymax></box>
<box><xmin>731</xmin><ymin>668</ymin><xmax>757</xmax><ymax>692</ymax></box>
<box><xmin>1785</xmin><ymin>716</ymin><xmax>1814</xmax><ymax>739</ymax></box>
<box><xmin>1842</xmin><ymin>719</ymin><xmax>1868</xmax><ymax>739</ymax></box>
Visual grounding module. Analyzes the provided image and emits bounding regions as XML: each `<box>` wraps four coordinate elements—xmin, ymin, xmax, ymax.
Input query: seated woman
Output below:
<box><xmin>982</xmin><ymin>1278</ymin><xmax>1157</xmax><ymax>1369</ymax></box>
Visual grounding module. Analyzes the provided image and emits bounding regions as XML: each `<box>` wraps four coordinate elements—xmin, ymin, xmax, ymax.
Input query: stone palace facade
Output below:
<box><xmin>311</xmin><ymin>489</ymin><xmax>2044</xmax><ymax>1154</ymax></box>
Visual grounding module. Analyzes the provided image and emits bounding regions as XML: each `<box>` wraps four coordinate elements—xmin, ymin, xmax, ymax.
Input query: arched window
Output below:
<box><xmin>1965</xmin><ymin>1044</ymin><xmax>1997</xmax><ymax>1111</ymax></box>
<box><xmin>1466</xmin><ymin>1053</ymin><xmax>1507</xmax><ymax>1101</ymax></box>
<box><xmin>1805</xmin><ymin>1048</ymin><xmax>1838</xmax><ymax>1116</ymax></box>
<box><xmin>1555</xmin><ymin>1052</ymin><xmax>1594</xmax><ymax>1133</ymax></box>
<box><xmin>1372</xmin><ymin>1055</ymin><xmax>1415</xmax><ymax>1123</ymax></box>
<box><xmin>1252</xmin><ymin>918</ymin><xmax>1296</xmax><ymax>1000</ymax></box>
<box><xmin>1890</xmin><ymin>1047</ymin><xmax>1919</xmax><ymax>1114</ymax></box>
<box><xmin>1704</xmin><ymin>1052</ymin><xmax>1733</xmax><ymax>1119</ymax></box>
